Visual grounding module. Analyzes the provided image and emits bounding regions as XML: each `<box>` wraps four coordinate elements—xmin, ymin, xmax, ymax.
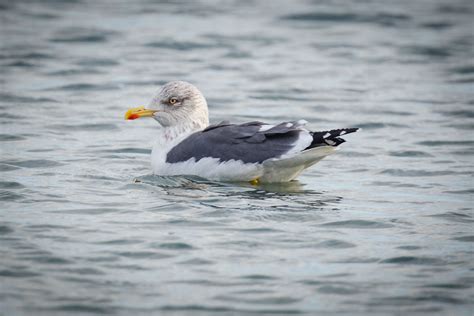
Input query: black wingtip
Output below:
<box><xmin>307</xmin><ymin>127</ymin><xmax>359</xmax><ymax>149</ymax></box>
<box><xmin>333</xmin><ymin>128</ymin><xmax>359</xmax><ymax>135</ymax></box>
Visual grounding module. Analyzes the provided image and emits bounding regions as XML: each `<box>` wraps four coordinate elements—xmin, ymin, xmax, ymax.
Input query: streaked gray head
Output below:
<box><xmin>149</xmin><ymin>81</ymin><xmax>209</xmax><ymax>129</ymax></box>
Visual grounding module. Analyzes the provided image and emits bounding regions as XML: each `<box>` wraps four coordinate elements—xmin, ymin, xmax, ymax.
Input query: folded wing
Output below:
<box><xmin>166</xmin><ymin>121</ymin><xmax>358</xmax><ymax>164</ymax></box>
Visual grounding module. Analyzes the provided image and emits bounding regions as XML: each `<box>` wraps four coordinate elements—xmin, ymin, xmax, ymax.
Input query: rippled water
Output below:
<box><xmin>1</xmin><ymin>0</ymin><xmax>473</xmax><ymax>315</ymax></box>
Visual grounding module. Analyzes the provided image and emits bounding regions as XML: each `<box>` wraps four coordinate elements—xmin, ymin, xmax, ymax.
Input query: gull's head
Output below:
<box><xmin>125</xmin><ymin>81</ymin><xmax>209</xmax><ymax>129</ymax></box>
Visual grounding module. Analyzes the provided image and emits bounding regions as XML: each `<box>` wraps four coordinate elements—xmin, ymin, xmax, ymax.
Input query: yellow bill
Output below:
<box><xmin>124</xmin><ymin>106</ymin><xmax>157</xmax><ymax>120</ymax></box>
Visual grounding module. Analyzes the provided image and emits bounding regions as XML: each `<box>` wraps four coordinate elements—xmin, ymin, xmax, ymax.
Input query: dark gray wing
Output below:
<box><xmin>166</xmin><ymin>121</ymin><xmax>303</xmax><ymax>164</ymax></box>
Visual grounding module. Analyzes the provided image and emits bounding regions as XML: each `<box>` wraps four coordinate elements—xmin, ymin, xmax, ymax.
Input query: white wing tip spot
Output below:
<box><xmin>297</xmin><ymin>119</ymin><xmax>308</xmax><ymax>125</ymax></box>
<box><xmin>323</xmin><ymin>132</ymin><xmax>331</xmax><ymax>138</ymax></box>
<box><xmin>285</xmin><ymin>123</ymin><xmax>292</xmax><ymax>127</ymax></box>
<box><xmin>259</xmin><ymin>125</ymin><xmax>273</xmax><ymax>132</ymax></box>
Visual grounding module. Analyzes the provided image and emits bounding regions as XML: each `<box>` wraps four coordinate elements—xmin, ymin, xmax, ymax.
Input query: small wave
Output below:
<box><xmin>1</xmin><ymin>159</ymin><xmax>63</xmax><ymax>169</ymax></box>
<box><xmin>46</xmin><ymin>68</ymin><xmax>105</xmax><ymax>76</ymax></box>
<box><xmin>250</xmin><ymin>94</ymin><xmax>313</xmax><ymax>102</ymax></box>
<box><xmin>222</xmin><ymin>50</ymin><xmax>252</xmax><ymax>59</ymax></box>
<box><xmin>53</xmin><ymin>208</ymin><xmax>120</xmax><ymax>215</ymax></box>
<box><xmin>25</xmin><ymin>224</ymin><xmax>70</xmax><ymax>231</ymax></box>
<box><xmin>103</xmin><ymin>263</ymin><xmax>149</xmax><ymax>270</ymax></box>
<box><xmin>437</xmin><ymin>4</ymin><xmax>473</xmax><ymax>14</ymax></box>
<box><xmin>57</xmin><ymin>267</ymin><xmax>105</xmax><ymax>276</ymax></box>
<box><xmin>169</xmin><ymin>279</ymin><xmax>246</xmax><ymax>287</ymax></box>
<box><xmin>151</xmin><ymin>242</ymin><xmax>194</xmax><ymax>250</ymax></box>
<box><xmin>380</xmin><ymin>256</ymin><xmax>444</xmax><ymax>265</ymax></box>
<box><xmin>421</xmin><ymin>21</ymin><xmax>453</xmax><ymax>30</ymax></box>
<box><xmin>0</xmin><ymin>190</ymin><xmax>24</xmax><ymax>201</ymax></box>
<box><xmin>93</xmin><ymin>239</ymin><xmax>143</xmax><ymax>245</ymax></box>
<box><xmin>145</xmin><ymin>40</ymin><xmax>218</xmax><ymax>51</ymax></box>
<box><xmin>47</xmin><ymin>123</ymin><xmax>119</xmax><ymax>131</ymax></box>
<box><xmin>161</xmin><ymin>305</ymin><xmax>233</xmax><ymax>313</ymax></box>
<box><xmin>314</xmin><ymin>239</ymin><xmax>356</xmax><ymax>249</ymax></box>
<box><xmin>438</xmin><ymin>109</ymin><xmax>474</xmax><ymax>118</ymax></box>
<box><xmin>452</xmin><ymin>148</ymin><xmax>474</xmax><ymax>156</ymax></box>
<box><xmin>101</xmin><ymin>147</ymin><xmax>151</xmax><ymax>154</ymax></box>
<box><xmin>317</xmin><ymin>284</ymin><xmax>359</xmax><ymax>295</ymax></box>
<box><xmin>163</xmin><ymin>219</ymin><xmax>223</xmax><ymax>228</ymax></box>
<box><xmin>0</xmin><ymin>134</ymin><xmax>26</xmax><ymax>141</ymax></box>
<box><xmin>452</xmin><ymin>235</ymin><xmax>474</xmax><ymax>242</ymax></box>
<box><xmin>370</xmin><ymin>181</ymin><xmax>419</xmax><ymax>188</ymax></box>
<box><xmin>51</xmin><ymin>34</ymin><xmax>109</xmax><ymax>42</ymax></box>
<box><xmin>0</xmin><ymin>113</ymin><xmax>26</xmax><ymax>120</ymax></box>
<box><xmin>214</xmin><ymin>294</ymin><xmax>301</xmax><ymax>304</ymax></box>
<box><xmin>0</xmin><ymin>52</ymin><xmax>53</xmax><ymax>60</ymax></box>
<box><xmin>389</xmin><ymin>150</ymin><xmax>433</xmax><ymax>157</ymax></box>
<box><xmin>178</xmin><ymin>258</ymin><xmax>214</xmax><ymax>265</ymax></box>
<box><xmin>240</xmin><ymin>274</ymin><xmax>279</xmax><ymax>280</ymax></box>
<box><xmin>45</xmin><ymin>83</ymin><xmax>120</xmax><ymax>91</ymax></box>
<box><xmin>391</xmin><ymin>98</ymin><xmax>449</xmax><ymax>105</ymax></box>
<box><xmin>22</xmin><ymin>255</ymin><xmax>72</xmax><ymax>265</ymax></box>
<box><xmin>50</xmin><ymin>304</ymin><xmax>113</xmax><ymax>314</ymax></box>
<box><xmin>430</xmin><ymin>212</ymin><xmax>473</xmax><ymax>223</ymax></box>
<box><xmin>423</xmin><ymin>282</ymin><xmax>472</xmax><ymax>289</ymax></box>
<box><xmin>237</xmin><ymin>227</ymin><xmax>282</xmax><ymax>233</ymax></box>
<box><xmin>444</xmin><ymin>189</ymin><xmax>474</xmax><ymax>194</ymax></box>
<box><xmin>204</xmin><ymin>33</ymin><xmax>282</xmax><ymax>46</ymax></box>
<box><xmin>84</xmin><ymin>256</ymin><xmax>118</xmax><ymax>263</ymax></box>
<box><xmin>0</xmin><ymin>225</ymin><xmax>14</xmax><ymax>234</ymax></box>
<box><xmin>402</xmin><ymin>45</ymin><xmax>451</xmax><ymax>58</ymax></box>
<box><xmin>50</xmin><ymin>27</ymin><xmax>116</xmax><ymax>43</ymax></box>
<box><xmin>331</xmin><ymin>257</ymin><xmax>380</xmax><ymax>263</ymax></box>
<box><xmin>117</xmin><ymin>79</ymin><xmax>168</xmax><ymax>87</ymax></box>
<box><xmin>24</xmin><ymin>11</ymin><xmax>59</xmax><ymax>20</ymax></box>
<box><xmin>373</xmin><ymin>110</ymin><xmax>415</xmax><ymax>116</ymax></box>
<box><xmin>0</xmin><ymin>92</ymin><xmax>57</xmax><ymax>103</ymax></box>
<box><xmin>396</xmin><ymin>245</ymin><xmax>422</xmax><ymax>250</ymax></box>
<box><xmin>372</xmin><ymin>294</ymin><xmax>464</xmax><ymax>306</ymax></box>
<box><xmin>449</xmin><ymin>65</ymin><xmax>474</xmax><ymax>75</ymax></box>
<box><xmin>0</xmin><ymin>164</ymin><xmax>20</xmax><ymax>172</ymax></box>
<box><xmin>380</xmin><ymin>169</ymin><xmax>458</xmax><ymax>177</ymax></box>
<box><xmin>114</xmin><ymin>251</ymin><xmax>172</xmax><ymax>259</ymax></box>
<box><xmin>0</xmin><ymin>269</ymin><xmax>40</xmax><ymax>278</ymax></box>
<box><xmin>417</xmin><ymin>140</ymin><xmax>474</xmax><ymax>146</ymax></box>
<box><xmin>161</xmin><ymin>304</ymin><xmax>302</xmax><ymax>314</ymax></box>
<box><xmin>76</xmin><ymin>58</ymin><xmax>119</xmax><ymax>67</ymax></box>
<box><xmin>281</xmin><ymin>11</ymin><xmax>411</xmax><ymax>26</ymax></box>
<box><xmin>321</xmin><ymin>220</ymin><xmax>394</xmax><ymax>229</ymax></box>
<box><xmin>5</xmin><ymin>61</ymin><xmax>37</xmax><ymax>68</ymax></box>
<box><xmin>449</xmin><ymin>77</ymin><xmax>474</xmax><ymax>84</ymax></box>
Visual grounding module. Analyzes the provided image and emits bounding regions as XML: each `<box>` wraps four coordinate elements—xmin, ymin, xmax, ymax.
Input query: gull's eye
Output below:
<box><xmin>169</xmin><ymin>97</ymin><xmax>179</xmax><ymax>105</ymax></box>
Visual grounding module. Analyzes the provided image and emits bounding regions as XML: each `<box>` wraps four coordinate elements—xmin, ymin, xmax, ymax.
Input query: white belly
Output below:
<box><xmin>153</xmin><ymin>157</ymin><xmax>264</xmax><ymax>182</ymax></box>
<box><xmin>152</xmin><ymin>143</ymin><xmax>336</xmax><ymax>183</ymax></box>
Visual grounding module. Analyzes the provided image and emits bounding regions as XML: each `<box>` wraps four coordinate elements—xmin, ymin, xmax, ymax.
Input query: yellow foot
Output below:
<box><xmin>249</xmin><ymin>178</ymin><xmax>260</xmax><ymax>185</ymax></box>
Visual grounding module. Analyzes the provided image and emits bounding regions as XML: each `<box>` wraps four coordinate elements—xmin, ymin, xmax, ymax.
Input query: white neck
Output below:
<box><xmin>160</xmin><ymin>121</ymin><xmax>204</xmax><ymax>143</ymax></box>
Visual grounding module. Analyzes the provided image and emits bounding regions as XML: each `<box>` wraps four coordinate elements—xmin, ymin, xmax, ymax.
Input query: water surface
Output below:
<box><xmin>1</xmin><ymin>0</ymin><xmax>473</xmax><ymax>315</ymax></box>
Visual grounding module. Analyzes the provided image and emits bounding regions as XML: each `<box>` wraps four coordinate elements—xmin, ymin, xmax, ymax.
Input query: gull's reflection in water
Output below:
<box><xmin>134</xmin><ymin>174</ymin><xmax>308</xmax><ymax>194</ymax></box>
<box><xmin>132</xmin><ymin>174</ymin><xmax>343</xmax><ymax>209</ymax></box>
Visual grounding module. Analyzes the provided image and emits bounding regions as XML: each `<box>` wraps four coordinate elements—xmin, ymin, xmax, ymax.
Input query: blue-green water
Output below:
<box><xmin>1</xmin><ymin>0</ymin><xmax>473</xmax><ymax>315</ymax></box>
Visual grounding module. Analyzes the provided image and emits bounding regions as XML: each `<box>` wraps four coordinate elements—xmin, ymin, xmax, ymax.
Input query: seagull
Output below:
<box><xmin>125</xmin><ymin>81</ymin><xmax>358</xmax><ymax>184</ymax></box>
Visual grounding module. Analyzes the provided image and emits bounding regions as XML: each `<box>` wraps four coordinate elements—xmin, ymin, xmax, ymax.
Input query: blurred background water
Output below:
<box><xmin>1</xmin><ymin>0</ymin><xmax>473</xmax><ymax>315</ymax></box>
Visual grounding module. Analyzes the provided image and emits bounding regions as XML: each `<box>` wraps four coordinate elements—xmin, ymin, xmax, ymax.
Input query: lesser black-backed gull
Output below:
<box><xmin>125</xmin><ymin>81</ymin><xmax>358</xmax><ymax>183</ymax></box>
